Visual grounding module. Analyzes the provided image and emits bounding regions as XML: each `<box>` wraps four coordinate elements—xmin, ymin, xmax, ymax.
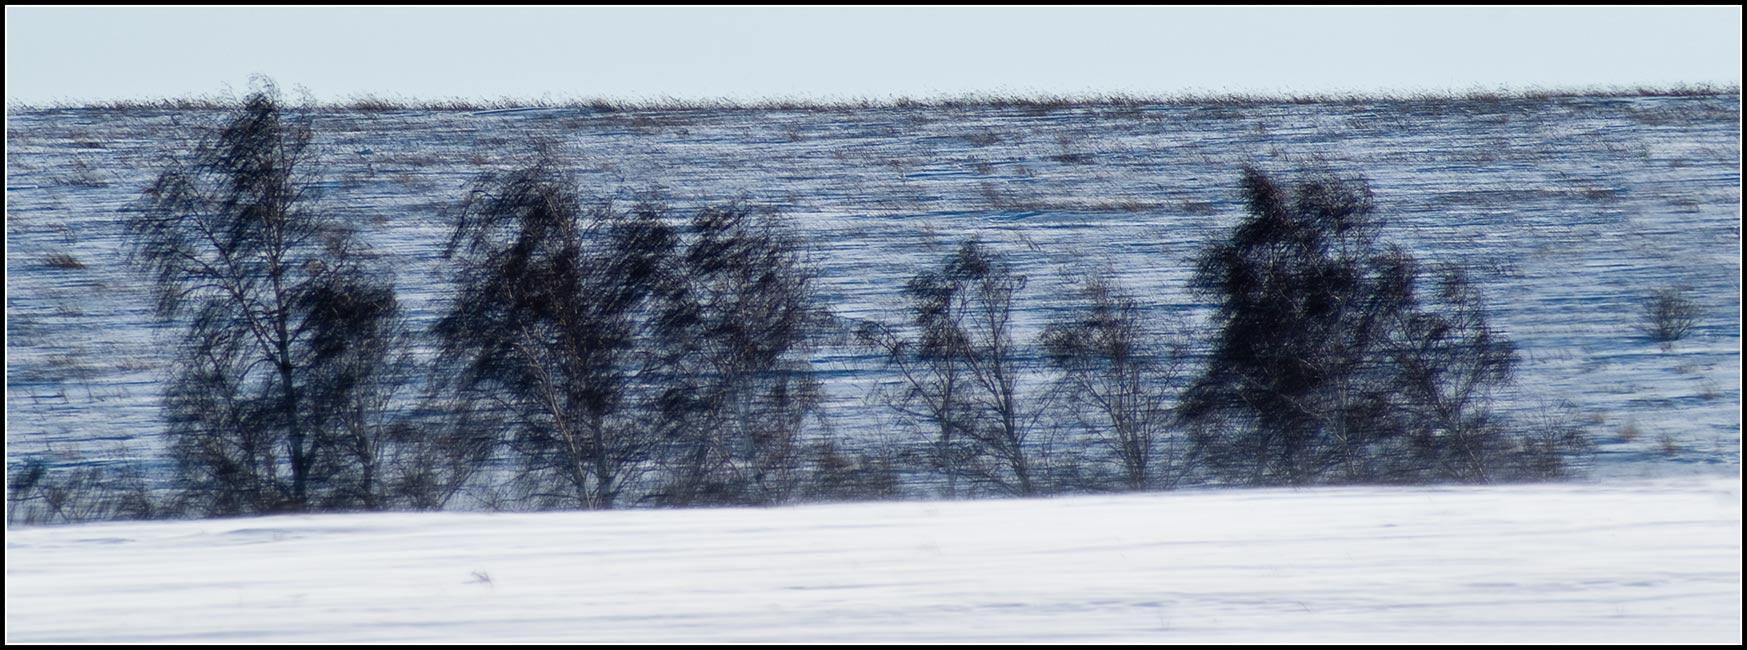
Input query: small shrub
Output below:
<box><xmin>1657</xmin><ymin>432</ymin><xmax>1681</xmax><ymax>457</ymax></box>
<box><xmin>1639</xmin><ymin>287</ymin><xmax>1700</xmax><ymax>344</ymax></box>
<box><xmin>965</xmin><ymin>132</ymin><xmax>1005</xmax><ymax>147</ymax></box>
<box><xmin>60</xmin><ymin>154</ymin><xmax>109</xmax><ymax>187</ymax></box>
<box><xmin>803</xmin><ymin>440</ymin><xmax>901</xmax><ymax>503</ymax></box>
<box><xmin>1616</xmin><ymin>421</ymin><xmax>1640</xmax><ymax>443</ymax></box>
<box><xmin>43</xmin><ymin>252</ymin><xmax>86</xmax><ymax>270</ymax></box>
<box><xmin>1510</xmin><ymin>402</ymin><xmax>1594</xmax><ymax>481</ymax></box>
<box><xmin>1698</xmin><ymin>381</ymin><xmax>1722</xmax><ymax>402</ymax></box>
<box><xmin>7</xmin><ymin>455</ymin><xmax>158</xmax><ymax>525</ymax></box>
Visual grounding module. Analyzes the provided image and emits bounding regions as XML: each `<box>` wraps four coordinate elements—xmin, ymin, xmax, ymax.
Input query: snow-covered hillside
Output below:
<box><xmin>6</xmin><ymin>477</ymin><xmax>1740</xmax><ymax>643</ymax></box>
<box><xmin>5</xmin><ymin>93</ymin><xmax>1741</xmax><ymax>482</ymax></box>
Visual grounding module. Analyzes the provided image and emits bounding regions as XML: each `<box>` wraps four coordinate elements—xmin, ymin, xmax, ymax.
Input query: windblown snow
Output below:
<box><xmin>6</xmin><ymin>478</ymin><xmax>1741</xmax><ymax>643</ymax></box>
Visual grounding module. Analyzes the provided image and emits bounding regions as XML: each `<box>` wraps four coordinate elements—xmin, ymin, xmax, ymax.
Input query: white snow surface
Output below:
<box><xmin>7</xmin><ymin>477</ymin><xmax>1741</xmax><ymax>643</ymax></box>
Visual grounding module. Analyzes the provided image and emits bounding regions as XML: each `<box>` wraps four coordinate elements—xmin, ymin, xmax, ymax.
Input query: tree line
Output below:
<box><xmin>8</xmin><ymin>87</ymin><xmax>1590</xmax><ymax>523</ymax></box>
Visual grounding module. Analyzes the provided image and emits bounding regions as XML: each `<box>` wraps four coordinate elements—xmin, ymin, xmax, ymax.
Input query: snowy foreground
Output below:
<box><xmin>6</xmin><ymin>478</ymin><xmax>1741</xmax><ymax>643</ymax></box>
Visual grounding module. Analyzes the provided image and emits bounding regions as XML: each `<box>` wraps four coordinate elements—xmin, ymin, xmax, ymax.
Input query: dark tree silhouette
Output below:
<box><xmin>129</xmin><ymin>83</ymin><xmax>410</xmax><ymax>514</ymax></box>
<box><xmin>650</xmin><ymin>205</ymin><xmax>828</xmax><ymax>506</ymax></box>
<box><xmin>1182</xmin><ymin>166</ymin><xmax>1580</xmax><ymax>485</ymax></box>
<box><xmin>435</xmin><ymin>158</ymin><xmax>677</xmax><ymax>510</ymax></box>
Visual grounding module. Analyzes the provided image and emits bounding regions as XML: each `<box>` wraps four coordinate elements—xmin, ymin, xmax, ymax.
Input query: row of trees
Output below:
<box><xmin>123</xmin><ymin>91</ymin><xmax>845</xmax><ymax>514</ymax></box>
<box><xmin>434</xmin><ymin>159</ymin><xmax>831</xmax><ymax>509</ymax></box>
<box><xmin>856</xmin><ymin>167</ymin><xmax>1588</xmax><ymax>496</ymax></box>
<box><xmin>11</xmin><ymin>87</ymin><xmax>1589</xmax><ymax>521</ymax></box>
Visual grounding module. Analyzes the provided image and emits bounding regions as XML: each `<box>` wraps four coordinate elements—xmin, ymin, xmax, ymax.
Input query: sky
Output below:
<box><xmin>5</xmin><ymin>7</ymin><xmax>1743</xmax><ymax>104</ymax></box>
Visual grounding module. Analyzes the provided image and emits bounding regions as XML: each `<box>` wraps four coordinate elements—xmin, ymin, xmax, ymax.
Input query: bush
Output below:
<box><xmin>800</xmin><ymin>440</ymin><xmax>901</xmax><ymax>503</ymax></box>
<box><xmin>42</xmin><ymin>252</ymin><xmax>86</xmax><ymax>270</ymax></box>
<box><xmin>1639</xmin><ymin>287</ymin><xmax>1700</xmax><ymax>344</ymax></box>
<box><xmin>1510</xmin><ymin>402</ymin><xmax>1595</xmax><ymax>480</ymax></box>
<box><xmin>7</xmin><ymin>454</ymin><xmax>157</xmax><ymax>526</ymax></box>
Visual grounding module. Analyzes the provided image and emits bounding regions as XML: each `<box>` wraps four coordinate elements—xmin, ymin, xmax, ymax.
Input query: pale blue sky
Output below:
<box><xmin>6</xmin><ymin>7</ymin><xmax>1741</xmax><ymax>104</ymax></box>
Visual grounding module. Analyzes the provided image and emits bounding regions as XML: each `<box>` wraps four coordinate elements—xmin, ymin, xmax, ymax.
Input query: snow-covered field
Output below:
<box><xmin>5</xmin><ymin>93</ymin><xmax>1742</xmax><ymax>642</ymax></box>
<box><xmin>6</xmin><ymin>94</ymin><xmax>1740</xmax><ymax>480</ymax></box>
<box><xmin>7</xmin><ymin>477</ymin><xmax>1740</xmax><ymax>643</ymax></box>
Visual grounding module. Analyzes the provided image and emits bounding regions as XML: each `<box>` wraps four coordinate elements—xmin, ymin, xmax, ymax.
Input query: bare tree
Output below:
<box><xmin>129</xmin><ymin>83</ymin><xmax>410</xmax><ymax>514</ymax></box>
<box><xmin>434</xmin><ymin>158</ymin><xmax>677</xmax><ymax>510</ymax></box>
<box><xmin>1041</xmin><ymin>272</ymin><xmax>1186</xmax><ymax>490</ymax></box>
<box><xmin>856</xmin><ymin>313</ymin><xmax>976</xmax><ymax>497</ymax></box>
<box><xmin>862</xmin><ymin>240</ymin><xmax>1051</xmax><ymax>496</ymax></box>
<box><xmin>1385</xmin><ymin>266</ymin><xmax>1520</xmax><ymax>481</ymax></box>
<box><xmin>650</xmin><ymin>205</ymin><xmax>828</xmax><ymax>506</ymax></box>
